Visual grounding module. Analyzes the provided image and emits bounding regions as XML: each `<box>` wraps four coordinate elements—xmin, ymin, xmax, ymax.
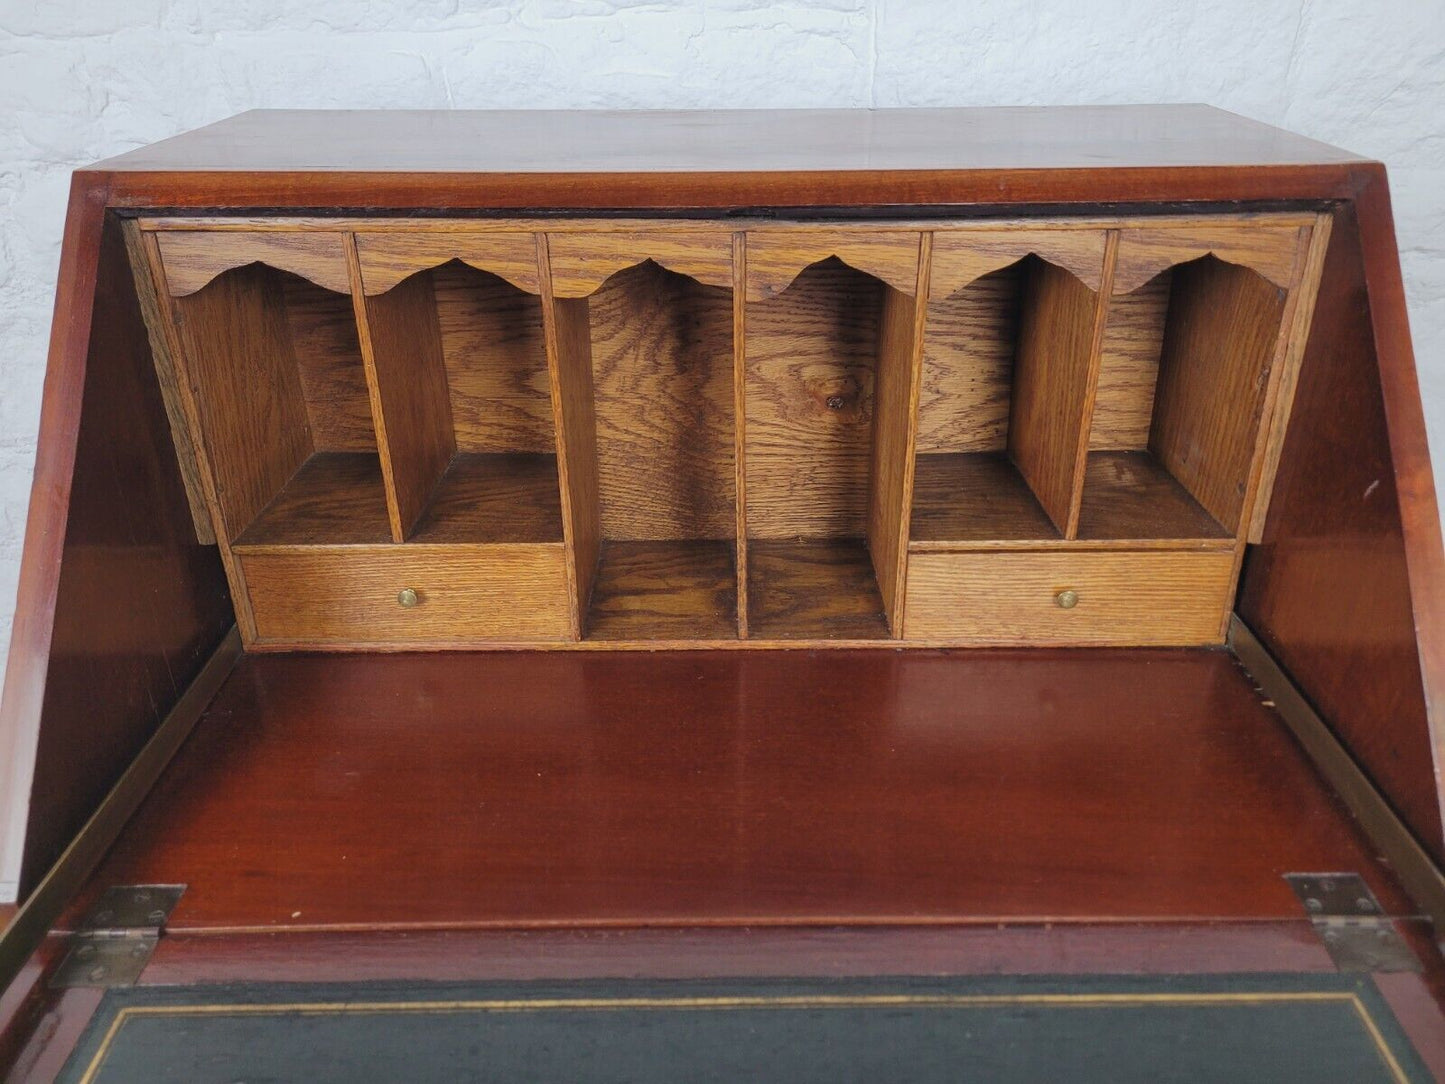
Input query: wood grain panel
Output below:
<box><xmin>588</xmin><ymin>261</ymin><xmax>736</xmax><ymax>540</ymax></box>
<box><xmin>1008</xmin><ymin>258</ymin><xmax>1105</xmax><ymax>536</ymax></box>
<box><xmin>432</xmin><ymin>263</ymin><xmax>554</xmax><ymax>455</ymax></box>
<box><xmin>916</xmin><ymin>265</ymin><xmax>1019</xmax><ymax>454</ymax></box>
<box><xmin>747</xmin><ymin>539</ymin><xmax>889</xmax><ymax>640</ymax></box>
<box><xmin>1113</xmin><ymin>223</ymin><xmax>1303</xmax><ymax>295</ymax></box>
<box><xmin>930</xmin><ymin>227</ymin><xmax>1108</xmax><ymax>295</ymax></box>
<box><xmin>547</xmin><ymin>231</ymin><xmax>733</xmax><ymax>297</ymax></box>
<box><xmin>867</xmin><ymin>248</ymin><xmax>927</xmax><ymax>633</ymax></box>
<box><xmin>242</xmin><ymin>545</ymin><xmax>572</xmax><ymax>644</ymax></box>
<box><xmin>155</xmin><ymin>230</ymin><xmax>350</xmax><ymax>295</ymax></box>
<box><xmin>1091</xmin><ymin>271</ymin><xmax>1171</xmax><ymax>450</ymax></box>
<box><xmin>355</xmin><ymin>231</ymin><xmax>540</xmax><ymax>295</ymax></box>
<box><xmin>586</xmin><ymin>540</ymin><xmax>737</xmax><ymax>640</ymax></box>
<box><xmin>745</xmin><ymin>230</ymin><xmax>922</xmax><ymax>301</ymax></box>
<box><xmin>283</xmin><ymin>274</ymin><xmax>375</xmax><ymax>452</ymax></box>
<box><xmin>1149</xmin><ymin>258</ymin><xmax>1287</xmax><ymax>533</ymax></box>
<box><xmin>352</xmin><ymin>262</ymin><xmax>455</xmax><ymax>540</ymax></box>
<box><xmin>170</xmin><ymin>264</ymin><xmax>313</xmax><ymax>540</ymax></box>
<box><xmin>904</xmin><ymin>550</ymin><xmax>1235</xmax><ymax>644</ymax></box>
<box><xmin>541</xmin><ymin>236</ymin><xmax>601</xmax><ymax>636</ymax></box>
<box><xmin>745</xmin><ymin>259</ymin><xmax>882</xmax><ymax>538</ymax></box>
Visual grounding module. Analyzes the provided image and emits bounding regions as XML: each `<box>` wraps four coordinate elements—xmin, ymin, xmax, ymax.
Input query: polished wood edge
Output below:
<box><xmin>133</xmin><ymin>922</ymin><xmax>1339</xmax><ymax>986</ymax></box>
<box><xmin>0</xmin><ymin>175</ymin><xmax>112</xmax><ymax>892</ymax></box>
<box><xmin>88</xmin><ymin>159</ymin><xmax>1363</xmax><ymax>209</ymax></box>
<box><xmin>1353</xmin><ymin>166</ymin><xmax>1445</xmax><ymax>839</ymax></box>
<box><xmin>136</xmin><ymin>211</ymin><xmax>1326</xmax><ymax>234</ymax></box>
<box><xmin>0</xmin><ymin>626</ymin><xmax>241</xmax><ymax>1001</ymax></box>
<box><xmin>1229</xmin><ymin>614</ymin><xmax>1445</xmax><ymax>929</ymax></box>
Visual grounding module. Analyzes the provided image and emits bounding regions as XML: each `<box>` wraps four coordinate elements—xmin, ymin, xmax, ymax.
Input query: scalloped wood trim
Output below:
<box><xmin>1113</xmin><ymin>224</ymin><xmax>1305</xmax><ymax>295</ymax></box>
<box><xmin>154</xmin><ymin>231</ymin><xmax>351</xmax><ymax>296</ymax></box>
<box><xmin>745</xmin><ymin>230</ymin><xmax>923</xmax><ymax>302</ymax></box>
<box><xmin>354</xmin><ymin>232</ymin><xmax>541</xmax><ymax>296</ymax></box>
<box><xmin>930</xmin><ymin>228</ymin><xmax>1110</xmax><ymax>296</ymax></box>
<box><xmin>546</xmin><ymin>232</ymin><xmax>734</xmax><ymax>297</ymax></box>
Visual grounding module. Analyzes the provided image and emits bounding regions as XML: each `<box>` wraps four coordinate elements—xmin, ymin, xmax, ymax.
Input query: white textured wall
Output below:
<box><xmin>0</xmin><ymin>1</ymin><xmax>1442</xmax><ymax>896</ymax></box>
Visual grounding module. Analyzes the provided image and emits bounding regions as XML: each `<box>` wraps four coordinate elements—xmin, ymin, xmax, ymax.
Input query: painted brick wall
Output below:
<box><xmin>0</xmin><ymin>0</ymin><xmax>1441</xmax><ymax>896</ymax></box>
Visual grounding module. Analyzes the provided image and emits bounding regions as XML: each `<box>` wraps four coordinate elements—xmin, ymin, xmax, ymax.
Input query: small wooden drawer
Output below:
<box><xmin>903</xmin><ymin>550</ymin><xmax>1235</xmax><ymax>645</ymax></box>
<box><xmin>240</xmin><ymin>545</ymin><xmax>572</xmax><ymax>646</ymax></box>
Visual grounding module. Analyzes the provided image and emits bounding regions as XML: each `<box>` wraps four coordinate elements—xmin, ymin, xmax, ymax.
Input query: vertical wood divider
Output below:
<box><xmin>121</xmin><ymin>220</ymin><xmax>215</xmax><ymax>546</ymax></box>
<box><xmin>1246</xmin><ymin>215</ymin><xmax>1334</xmax><ymax>543</ymax></box>
<box><xmin>1063</xmin><ymin>229</ymin><xmax>1121</xmax><ymax>539</ymax></box>
<box><xmin>135</xmin><ymin>228</ymin><xmax>260</xmax><ymax>642</ymax></box>
<box><xmin>732</xmin><ymin>231</ymin><xmax>750</xmax><ymax>638</ymax></box>
<box><xmin>538</xmin><ymin>232</ymin><xmax>602</xmax><ymax>640</ymax></box>
<box><xmin>1222</xmin><ymin>220</ymin><xmax>1331</xmax><ymax>638</ymax></box>
<box><xmin>346</xmin><ymin>233</ymin><xmax>408</xmax><ymax>543</ymax></box>
<box><xmin>867</xmin><ymin>231</ymin><xmax>932</xmax><ymax>638</ymax></box>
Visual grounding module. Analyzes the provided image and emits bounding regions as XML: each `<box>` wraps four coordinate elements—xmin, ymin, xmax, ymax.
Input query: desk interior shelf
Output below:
<box><xmin>135</xmin><ymin>213</ymin><xmax>1326</xmax><ymax>649</ymax></box>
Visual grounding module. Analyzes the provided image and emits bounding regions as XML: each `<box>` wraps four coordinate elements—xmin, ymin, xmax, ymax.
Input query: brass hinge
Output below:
<box><xmin>50</xmin><ymin>885</ymin><xmax>185</xmax><ymax>988</ymax></box>
<box><xmin>1285</xmin><ymin>873</ymin><xmax>1421</xmax><ymax>973</ymax></box>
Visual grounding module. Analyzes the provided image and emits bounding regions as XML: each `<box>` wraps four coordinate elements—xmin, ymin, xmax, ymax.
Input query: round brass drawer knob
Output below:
<box><xmin>1055</xmin><ymin>589</ymin><xmax>1079</xmax><ymax>610</ymax></box>
<box><xmin>397</xmin><ymin>587</ymin><xmax>421</xmax><ymax>608</ymax></box>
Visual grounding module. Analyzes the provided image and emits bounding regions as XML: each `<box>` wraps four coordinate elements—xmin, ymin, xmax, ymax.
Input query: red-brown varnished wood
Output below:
<box><xmin>0</xmin><ymin>191</ymin><xmax>234</xmax><ymax>898</ymax></box>
<box><xmin>1239</xmin><ymin>193</ymin><xmax>1445</xmax><ymax>864</ymax></box>
<box><xmin>138</xmin><ymin>924</ymin><xmax>1339</xmax><ymax>987</ymax></box>
<box><xmin>77</xmin><ymin>108</ymin><xmax>1372</xmax><ymax>212</ymax></box>
<box><xmin>93</xmin><ymin>107</ymin><xmax>1363</xmax><ymax>175</ymax></box>
<box><xmin>0</xmin><ymin>935</ymin><xmax>98</xmax><ymax>1084</ymax></box>
<box><xmin>65</xmin><ymin>648</ymin><xmax>1410</xmax><ymax>932</ymax></box>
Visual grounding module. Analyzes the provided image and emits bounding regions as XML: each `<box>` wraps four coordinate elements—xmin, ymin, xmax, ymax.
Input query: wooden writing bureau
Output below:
<box><xmin>2</xmin><ymin>108</ymin><xmax>1445</xmax><ymax>1068</ymax></box>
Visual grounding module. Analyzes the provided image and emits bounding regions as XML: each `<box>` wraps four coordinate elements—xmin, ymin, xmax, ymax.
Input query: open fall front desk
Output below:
<box><xmin>1</xmin><ymin>106</ymin><xmax>1444</xmax><ymax>1073</ymax></box>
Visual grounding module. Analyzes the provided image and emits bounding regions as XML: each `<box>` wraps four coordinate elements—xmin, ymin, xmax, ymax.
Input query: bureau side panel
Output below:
<box><xmin>0</xmin><ymin>195</ymin><xmax>234</xmax><ymax>898</ymax></box>
<box><xmin>1238</xmin><ymin>190</ymin><xmax>1445</xmax><ymax>865</ymax></box>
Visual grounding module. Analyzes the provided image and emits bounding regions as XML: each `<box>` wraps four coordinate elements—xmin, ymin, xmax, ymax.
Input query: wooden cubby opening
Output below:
<box><xmin>561</xmin><ymin>260</ymin><xmax>740</xmax><ymax>640</ymax></box>
<box><xmin>745</xmin><ymin>257</ymin><xmax>912</xmax><ymax>640</ymax></box>
<box><xmin>169</xmin><ymin>263</ymin><xmax>389</xmax><ymax>548</ymax></box>
<box><xmin>911</xmin><ymin>256</ymin><xmax>1101</xmax><ymax>545</ymax></box>
<box><xmin>1082</xmin><ymin>256</ymin><xmax>1288</xmax><ymax>541</ymax></box>
<box><xmin>360</xmin><ymin>260</ymin><xmax>562</xmax><ymax>545</ymax></box>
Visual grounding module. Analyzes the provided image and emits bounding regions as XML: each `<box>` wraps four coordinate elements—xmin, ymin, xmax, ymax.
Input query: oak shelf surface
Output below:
<box><xmin>409</xmin><ymin>452</ymin><xmax>564</xmax><ymax>546</ymax></box>
<box><xmin>233</xmin><ymin>452</ymin><xmax>392</xmax><ymax>549</ymax></box>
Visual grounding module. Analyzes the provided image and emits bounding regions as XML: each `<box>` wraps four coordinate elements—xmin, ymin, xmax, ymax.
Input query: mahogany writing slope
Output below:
<box><xmin>1</xmin><ymin>107</ymin><xmax>1444</xmax><ymax>1067</ymax></box>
